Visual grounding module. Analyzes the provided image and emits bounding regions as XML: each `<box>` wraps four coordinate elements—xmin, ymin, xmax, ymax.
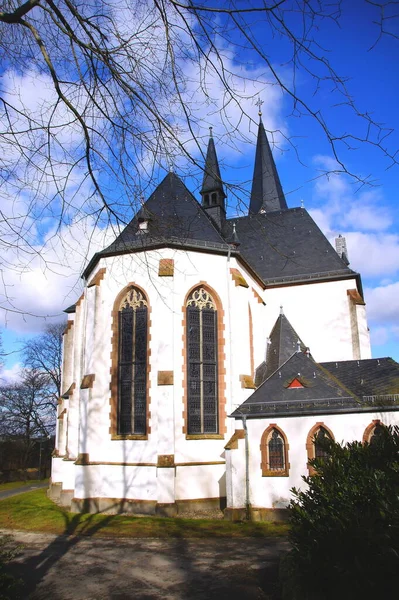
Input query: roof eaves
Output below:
<box><xmin>231</xmin><ymin>403</ymin><xmax>399</xmax><ymax>419</ymax></box>
<box><xmin>264</xmin><ymin>269</ymin><xmax>358</xmax><ymax>289</ymax></box>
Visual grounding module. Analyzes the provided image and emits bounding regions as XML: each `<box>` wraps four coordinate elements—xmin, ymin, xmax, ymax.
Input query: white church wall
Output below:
<box><xmin>74</xmin><ymin>464</ymin><xmax>157</xmax><ymax>501</ymax></box>
<box><xmin>263</xmin><ymin>278</ymin><xmax>372</xmax><ymax>363</ymax></box>
<box><xmin>228</xmin><ymin>410</ymin><xmax>399</xmax><ymax>511</ymax></box>
<box><xmin>175</xmin><ymin>464</ymin><xmax>226</xmax><ymax>500</ymax></box>
<box><xmin>52</xmin><ymin>247</ymin><xmax>264</xmax><ymax>503</ymax></box>
<box><xmin>356</xmin><ymin>303</ymin><xmax>372</xmax><ymax>359</ymax></box>
<box><xmin>51</xmin><ymin>242</ymin><xmax>375</xmax><ymax>510</ymax></box>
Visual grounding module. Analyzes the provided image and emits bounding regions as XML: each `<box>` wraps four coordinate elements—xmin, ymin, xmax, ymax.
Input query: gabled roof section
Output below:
<box><xmin>255</xmin><ymin>309</ymin><xmax>307</xmax><ymax>386</ymax></box>
<box><xmin>224</xmin><ymin>208</ymin><xmax>356</xmax><ymax>286</ymax></box>
<box><xmin>83</xmin><ymin>172</ymin><xmax>229</xmax><ymax>278</ymax></box>
<box><xmin>201</xmin><ymin>133</ymin><xmax>226</xmax><ymax>198</ymax></box>
<box><xmin>321</xmin><ymin>358</ymin><xmax>399</xmax><ymax>398</ymax></box>
<box><xmin>265</xmin><ymin>310</ymin><xmax>307</xmax><ymax>379</ymax></box>
<box><xmin>232</xmin><ymin>351</ymin><xmax>358</xmax><ymax>418</ymax></box>
<box><xmin>233</xmin><ymin>354</ymin><xmax>399</xmax><ymax>419</ymax></box>
<box><xmin>249</xmin><ymin>119</ymin><xmax>288</xmax><ymax>214</ymax></box>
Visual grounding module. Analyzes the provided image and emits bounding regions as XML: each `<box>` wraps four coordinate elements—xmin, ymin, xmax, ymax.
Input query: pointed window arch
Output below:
<box><xmin>260</xmin><ymin>425</ymin><xmax>289</xmax><ymax>476</ymax></box>
<box><xmin>306</xmin><ymin>423</ymin><xmax>334</xmax><ymax>474</ymax></box>
<box><xmin>186</xmin><ymin>286</ymin><xmax>218</xmax><ymax>435</ymax></box>
<box><xmin>363</xmin><ymin>420</ymin><xmax>385</xmax><ymax>445</ymax></box>
<box><xmin>113</xmin><ymin>286</ymin><xmax>149</xmax><ymax>436</ymax></box>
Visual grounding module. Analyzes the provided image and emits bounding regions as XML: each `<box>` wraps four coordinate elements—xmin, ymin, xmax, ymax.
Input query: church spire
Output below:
<box><xmin>201</xmin><ymin>128</ymin><xmax>226</xmax><ymax>229</ymax></box>
<box><xmin>249</xmin><ymin>114</ymin><xmax>288</xmax><ymax>214</ymax></box>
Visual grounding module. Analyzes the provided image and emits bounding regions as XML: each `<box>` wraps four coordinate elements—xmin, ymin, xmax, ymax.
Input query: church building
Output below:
<box><xmin>49</xmin><ymin>116</ymin><xmax>399</xmax><ymax>518</ymax></box>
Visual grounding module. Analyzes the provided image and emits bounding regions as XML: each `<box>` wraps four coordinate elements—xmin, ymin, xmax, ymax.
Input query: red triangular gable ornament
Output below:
<box><xmin>287</xmin><ymin>378</ymin><xmax>304</xmax><ymax>389</ymax></box>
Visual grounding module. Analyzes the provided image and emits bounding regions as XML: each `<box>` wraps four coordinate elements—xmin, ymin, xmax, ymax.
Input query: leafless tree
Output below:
<box><xmin>0</xmin><ymin>1</ymin><xmax>398</xmax><ymax>315</ymax></box>
<box><xmin>0</xmin><ymin>368</ymin><xmax>55</xmax><ymax>471</ymax></box>
<box><xmin>22</xmin><ymin>321</ymin><xmax>64</xmax><ymax>403</ymax></box>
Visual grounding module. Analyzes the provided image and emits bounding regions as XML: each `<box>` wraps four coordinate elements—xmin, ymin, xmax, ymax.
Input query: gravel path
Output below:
<box><xmin>3</xmin><ymin>530</ymin><xmax>289</xmax><ymax>600</ymax></box>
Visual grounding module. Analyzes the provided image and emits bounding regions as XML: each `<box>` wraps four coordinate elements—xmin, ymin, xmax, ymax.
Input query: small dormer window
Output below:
<box><xmin>137</xmin><ymin>218</ymin><xmax>149</xmax><ymax>234</ymax></box>
<box><xmin>211</xmin><ymin>192</ymin><xmax>217</xmax><ymax>205</ymax></box>
<box><xmin>204</xmin><ymin>194</ymin><xmax>210</xmax><ymax>207</ymax></box>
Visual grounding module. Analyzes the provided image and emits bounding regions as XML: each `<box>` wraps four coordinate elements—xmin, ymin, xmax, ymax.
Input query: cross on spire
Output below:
<box><xmin>256</xmin><ymin>97</ymin><xmax>264</xmax><ymax>117</ymax></box>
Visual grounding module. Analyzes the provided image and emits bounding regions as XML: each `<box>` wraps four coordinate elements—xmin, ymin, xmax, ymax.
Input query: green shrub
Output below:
<box><xmin>281</xmin><ymin>425</ymin><xmax>399</xmax><ymax>600</ymax></box>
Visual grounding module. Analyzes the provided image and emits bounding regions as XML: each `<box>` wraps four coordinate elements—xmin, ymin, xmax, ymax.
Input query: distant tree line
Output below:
<box><xmin>0</xmin><ymin>322</ymin><xmax>64</xmax><ymax>481</ymax></box>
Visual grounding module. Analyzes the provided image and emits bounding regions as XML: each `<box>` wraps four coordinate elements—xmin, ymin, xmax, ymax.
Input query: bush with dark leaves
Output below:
<box><xmin>281</xmin><ymin>425</ymin><xmax>399</xmax><ymax>600</ymax></box>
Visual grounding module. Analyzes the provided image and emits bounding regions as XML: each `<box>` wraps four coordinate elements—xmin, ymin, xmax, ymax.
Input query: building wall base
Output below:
<box><xmin>224</xmin><ymin>507</ymin><xmax>290</xmax><ymax>522</ymax></box>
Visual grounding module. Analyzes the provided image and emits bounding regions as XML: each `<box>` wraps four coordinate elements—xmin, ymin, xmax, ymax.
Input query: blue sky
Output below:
<box><xmin>1</xmin><ymin>1</ymin><xmax>398</xmax><ymax>377</ymax></box>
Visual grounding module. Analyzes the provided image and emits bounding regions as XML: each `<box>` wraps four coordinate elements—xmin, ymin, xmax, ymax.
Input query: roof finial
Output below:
<box><xmin>296</xmin><ymin>339</ymin><xmax>301</xmax><ymax>353</ymax></box>
<box><xmin>280</xmin><ymin>305</ymin><xmax>284</xmax><ymax>315</ymax></box>
<box><xmin>209</xmin><ymin>126</ymin><xmax>213</xmax><ymax>138</ymax></box>
<box><xmin>300</xmin><ymin>198</ymin><xmax>304</xmax><ymax>208</ymax></box>
<box><xmin>228</xmin><ymin>222</ymin><xmax>241</xmax><ymax>248</ymax></box>
<box><xmin>256</xmin><ymin>97</ymin><xmax>264</xmax><ymax>118</ymax></box>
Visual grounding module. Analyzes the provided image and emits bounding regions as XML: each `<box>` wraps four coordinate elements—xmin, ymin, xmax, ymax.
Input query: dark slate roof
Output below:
<box><xmin>83</xmin><ymin>173</ymin><xmax>231</xmax><ymax>278</ymax></box>
<box><xmin>321</xmin><ymin>358</ymin><xmax>399</xmax><ymax>398</ymax></box>
<box><xmin>255</xmin><ymin>311</ymin><xmax>307</xmax><ymax>386</ymax></box>
<box><xmin>81</xmin><ymin>131</ymin><xmax>359</xmax><ymax>289</ymax></box>
<box><xmin>224</xmin><ymin>208</ymin><xmax>356</xmax><ymax>286</ymax></box>
<box><xmin>232</xmin><ymin>352</ymin><xmax>399</xmax><ymax>419</ymax></box>
<box><xmin>249</xmin><ymin>119</ymin><xmax>288</xmax><ymax>214</ymax></box>
<box><xmin>201</xmin><ymin>135</ymin><xmax>226</xmax><ymax>198</ymax></box>
<box><xmin>64</xmin><ymin>304</ymin><xmax>76</xmax><ymax>314</ymax></box>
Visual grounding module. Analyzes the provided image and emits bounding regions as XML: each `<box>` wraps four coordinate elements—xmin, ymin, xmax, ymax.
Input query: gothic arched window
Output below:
<box><xmin>186</xmin><ymin>287</ymin><xmax>218</xmax><ymax>434</ymax></box>
<box><xmin>363</xmin><ymin>420</ymin><xmax>385</xmax><ymax>445</ymax></box>
<box><xmin>260</xmin><ymin>425</ymin><xmax>289</xmax><ymax>476</ymax></box>
<box><xmin>306</xmin><ymin>423</ymin><xmax>334</xmax><ymax>474</ymax></box>
<box><xmin>118</xmin><ymin>287</ymin><xmax>148</xmax><ymax>435</ymax></box>
<box><xmin>314</xmin><ymin>426</ymin><xmax>331</xmax><ymax>460</ymax></box>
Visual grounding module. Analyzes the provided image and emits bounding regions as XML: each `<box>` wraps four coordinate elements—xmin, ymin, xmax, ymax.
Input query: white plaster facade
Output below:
<box><xmin>226</xmin><ymin>410</ymin><xmax>399</xmax><ymax>519</ymax></box>
<box><xmin>50</xmin><ymin>242</ymin><xmax>377</xmax><ymax>516</ymax></box>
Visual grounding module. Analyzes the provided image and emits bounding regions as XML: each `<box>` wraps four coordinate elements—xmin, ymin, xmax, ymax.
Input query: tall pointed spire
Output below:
<box><xmin>201</xmin><ymin>127</ymin><xmax>226</xmax><ymax>229</ymax></box>
<box><xmin>249</xmin><ymin>114</ymin><xmax>288</xmax><ymax>214</ymax></box>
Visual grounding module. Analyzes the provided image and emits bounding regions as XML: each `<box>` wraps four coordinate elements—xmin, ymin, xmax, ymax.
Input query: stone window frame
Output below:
<box><xmin>306</xmin><ymin>422</ymin><xmax>335</xmax><ymax>475</ymax></box>
<box><xmin>182</xmin><ymin>282</ymin><xmax>226</xmax><ymax>440</ymax></box>
<box><xmin>109</xmin><ymin>283</ymin><xmax>151</xmax><ymax>440</ymax></box>
<box><xmin>362</xmin><ymin>419</ymin><xmax>384</xmax><ymax>444</ymax></box>
<box><xmin>260</xmin><ymin>424</ymin><xmax>290</xmax><ymax>477</ymax></box>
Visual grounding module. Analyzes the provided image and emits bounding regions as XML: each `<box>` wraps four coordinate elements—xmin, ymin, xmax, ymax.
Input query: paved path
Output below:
<box><xmin>0</xmin><ymin>482</ymin><xmax>48</xmax><ymax>500</ymax></box>
<box><xmin>2</xmin><ymin>530</ymin><xmax>289</xmax><ymax>600</ymax></box>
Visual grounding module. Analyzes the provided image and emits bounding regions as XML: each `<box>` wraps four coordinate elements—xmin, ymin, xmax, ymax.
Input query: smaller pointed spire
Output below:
<box><xmin>201</xmin><ymin>129</ymin><xmax>226</xmax><ymax>229</ymax></box>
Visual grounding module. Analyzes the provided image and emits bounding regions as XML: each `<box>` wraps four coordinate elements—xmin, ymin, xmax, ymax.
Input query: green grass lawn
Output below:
<box><xmin>0</xmin><ymin>489</ymin><xmax>289</xmax><ymax>539</ymax></box>
<box><xmin>0</xmin><ymin>480</ymin><xmax>47</xmax><ymax>492</ymax></box>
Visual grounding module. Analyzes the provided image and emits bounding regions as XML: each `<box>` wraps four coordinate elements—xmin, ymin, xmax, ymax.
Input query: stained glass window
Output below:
<box><xmin>118</xmin><ymin>287</ymin><xmax>148</xmax><ymax>435</ymax></box>
<box><xmin>370</xmin><ymin>423</ymin><xmax>384</xmax><ymax>445</ymax></box>
<box><xmin>314</xmin><ymin>426</ymin><xmax>331</xmax><ymax>460</ymax></box>
<box><xmin>268</xmin><ymin>429</ymin><xmax>285</xmax><ymax>470</ymax></box>
<box><xmin>186</xmin><ymin>287</ymin><xmax>218</xmax><ymax>434</ymax></box>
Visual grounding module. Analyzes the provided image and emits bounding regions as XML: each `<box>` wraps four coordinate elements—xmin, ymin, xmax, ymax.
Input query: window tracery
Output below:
<box><xmin>186</xmin><ymin>287</ymin><xmax>218</xmax><ymax>435</ymax></box>
<box><xmin>260</xmin><ymin>425</ymin><xmax>289</xmax><ymax>476</ymax></box>
<box><xmin>117</xmin><ymin>286</ymin><xmax>148</xmax><ymax>435</ymax></box>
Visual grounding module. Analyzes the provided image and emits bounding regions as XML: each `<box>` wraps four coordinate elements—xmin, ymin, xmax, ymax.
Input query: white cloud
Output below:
<box><xmin>365</xmin><ymin>281</ymin><xmax>399</xmax><ymax>324</ymax></box>
<box><xmin>1</xmin><ymin>363</ymin><xmax>22</xmax><ymax>384</ymax></box>
<box><xmin>369</xmin><ymin>327</ymin><xmax>389</xmax><ymax>347</ymax></box>
<box><xmin>0</xmin><ymin>218</ymin><xmax>115</xmax><ymax>333</ymax></box>
<box><xmin>345</xmin><ymin>232</ymin><xmax>399</xmax><ymax>278</ymax></box>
